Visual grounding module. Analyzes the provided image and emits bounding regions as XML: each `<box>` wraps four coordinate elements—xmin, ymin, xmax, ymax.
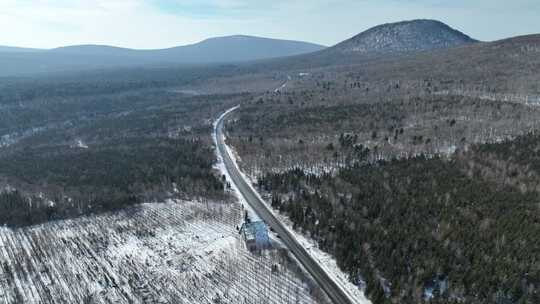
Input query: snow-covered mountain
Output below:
<box><xmin>331</xmin><ymin>19</ymin><xmax>477</xmax><ymax>54</ymax></box>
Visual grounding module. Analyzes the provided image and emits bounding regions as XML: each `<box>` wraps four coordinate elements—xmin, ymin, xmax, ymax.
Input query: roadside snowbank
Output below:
<box><xmin>215</xmin><ymin>107</ymin><xmax>371</xmax><ymax>304</ymax></box>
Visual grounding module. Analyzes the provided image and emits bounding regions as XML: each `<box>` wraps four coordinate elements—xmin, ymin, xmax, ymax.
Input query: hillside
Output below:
<box><xmin>224</xmin><ymin>34</ymin><xmax>540</xmax><ymax>177</ymax></box>
<box><xmin>0</xmin><ymin>35</ymin><xmax>325</xmax><ymax>76</ymax></box>
<box><xmin>347</xmin><ymin>34</ymin><xmax>540</xmax><ymax>95</ymax></box>
<box><xmin>220</xmin><ymin>30</ymin><xmax>540</xmax><ymax>304</ymax></box>
<box><xmin>331</xmin><ymin>19</ymin><xmax>477</xmax><ymax>54</ymax></box>
<box><xmin>242</xmin><ymin>20</ymin><xmax>479</xmax><ymax>71</ymax></box>
<box><xmin>51</xmin><ymin>35</ymin><xmax>325</xmax><ymax>61</ymax></box>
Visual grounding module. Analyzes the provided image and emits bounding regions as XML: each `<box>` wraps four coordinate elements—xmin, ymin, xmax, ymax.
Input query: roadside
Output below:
<box><xmin>214</xmin><ymin>107</ymin><xmax>371</xmax><ymax>304</ymax></box>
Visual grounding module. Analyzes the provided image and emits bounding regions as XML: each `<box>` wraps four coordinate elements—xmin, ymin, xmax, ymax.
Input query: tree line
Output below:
<box><xmin>258</xmin><ymin>152</ymin><xmax>540</xmax><ymax>304</ymax></box>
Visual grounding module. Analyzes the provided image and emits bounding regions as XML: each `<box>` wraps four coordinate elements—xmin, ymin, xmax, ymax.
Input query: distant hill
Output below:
<box><xmin>353</xmin><ymin>34</ymin><xmax>540</xmax><ymax>94</ymax></box>
<box><xmin>0</xmin><ymin>46</ymin><xmax>42</xmax><ymax>53</ymax></box>
<box><xmin>52</xmin><ymin>36</ymin><xmax>325</xmax><ymax>62</ymax></box>
<box><xmin>246</xmin><ymin>20</ymin><xmax>480</xmax><ymax>71</ymax></box>
<box><xmin>0</xmin><ymin>35</ymin><xmax>325</xmax><ymax>76</ymax></box>
<box><xmin>259</xmin><ymin>33</ymin><xmax>540</xmax><ymax>93</ymax></box>
<box><xmin>330</xmin><ymin>19</ymin><xmax>477</xmax><ymax>54</ymax></box>
<box><xmin>158</xmin><ymin>35</ymin><xmax>326</xmax><ymax>63</ymax></box>
<box><xmin>51</xmin><ymin>45</ymin><xmax>135</xmax><ymax>56</ymax></box>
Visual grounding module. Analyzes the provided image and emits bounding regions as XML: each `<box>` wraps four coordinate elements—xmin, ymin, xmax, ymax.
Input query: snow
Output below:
<box><xmin>213</xmin><ymin>106</ymin><xmax>261</xmax><ymax>222</ymax></box>
<box><xmin>1</xmin><ymin>185</ymin><xmax>16</xmax><ymax>193</ymax></box>
<box><xmin>0</xmin><ymin>126</ymin><xmax>51</xmax><ymax>148</ymax></box>
<box><xmin>434</xmin><ymin>89</ymin><xmax>540</xmax><ymax>106</ymax></box>
<box><xmin>292</xmin><ymin>230</ymin><xmax>371</xmax><ymax>304</ymax></box>
<box><xmin>438</xmin><ymin>144</ymin><xmax>457</xmax><ymax>156</ymax></box>
<box><xmin>231</xmin><ymin>160</ymin><xmax>371</xmax><ymax>304</ymax></box>
<box><xmin>274</xmin><ymin>75</ymin><xmax>292</xmax><ymax>93</ymax></box>
<box><xmin>172</xmin><ymin>182</ymin><xmax>179</xmax><ymax>193</ymax></box>
<box><xmin>341</xmin><ymin>20</ymin><xmax>474</xmax><ymax>54</ymax></box>
<box><xmin>215</xmin><ymin>108</ymin><xmax>372</xmax><ymax>304</ymax></box>
<box><xmin>0</xmin><ymin>200</ymin><xmax>321</xmax><ymax>304</ymax></box>
<box><xmin>73</xmin><ymin>139</ymin><xmax>89</xmax><ymax>149</ymax></box>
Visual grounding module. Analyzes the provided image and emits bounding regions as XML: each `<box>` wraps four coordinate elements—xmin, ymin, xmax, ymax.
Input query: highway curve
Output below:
<box><xmin>215</xmin><ymin>107</ymin><xmax>356</xmax><ymax>304</ymax></box>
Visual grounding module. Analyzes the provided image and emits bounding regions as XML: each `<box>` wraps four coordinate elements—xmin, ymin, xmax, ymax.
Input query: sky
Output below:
<box><xmin>1</xmin><ymin>0</ymin><xmax>539</xmax><ymax>49</ymax></box>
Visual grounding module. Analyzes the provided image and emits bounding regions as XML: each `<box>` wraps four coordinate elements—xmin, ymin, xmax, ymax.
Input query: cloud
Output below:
<box><xmin>0</xmin><ymin>0</ymin><xmax>538</xmax><ymax>49</ymax></box>
<box><xmin>0</xmin><ymin>0</ymin><xmax>218</xmax><ymax>48</ymax></box>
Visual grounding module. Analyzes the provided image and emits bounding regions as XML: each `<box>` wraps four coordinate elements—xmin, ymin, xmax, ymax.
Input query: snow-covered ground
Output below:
<box><xmin>264</xmin><ymin>208</ymin><xmax>371</xmax><ymax>304</ymax></box>
<box><xmin>213</xmin><ymin>106</ymin><xmax>261</xmax><ymax>222</ymax></box>
<box><xmin>229</xmin><ymin>148</ymin><xmax>371</xmax><ymax>304</ymax></box>
<box><xmin>274</xmin><ymin>75</ymin><xmax>292</xmax><ymax>93</ymax></box>
<box><xmin>0</xmin><ymin>127</ymin><xmax>46</xmax><ymax>148</ymax></box>
<box><xmin>0</xmin><ymin>120</ymin><xmax>75</xmax><ymax>148</ymax></box>
<box><xmin>71</xmin><ymin>139</ymin><xmax>89</xmax><ymax>149</ymax></box>
<box><xmin>434</xmin><ymin>89</ymin><xmax>540</xmax><ymax>106</ymax></box>
<box><xmin>215</xmin><ymin>108</ymin><xmax>371</xmax><ymax>304</ymax></box>
<box><xmin>0</xmin><ymin>200</ymin><xmax>322</xmax><ymax>304</ymax></box>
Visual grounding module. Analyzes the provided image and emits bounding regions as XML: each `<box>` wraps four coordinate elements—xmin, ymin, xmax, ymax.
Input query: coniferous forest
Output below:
<box><xmin>256</xmin><ymin>137</ymin><xmax>540</xmax><ymax>303</ymax></box>
<box><xmin>0</xmin><ymin>72</ymin><xmax>248</xmax><ymax>227</ymax></box>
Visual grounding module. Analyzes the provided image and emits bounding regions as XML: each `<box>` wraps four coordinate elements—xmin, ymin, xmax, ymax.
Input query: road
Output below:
<box><xmin>274</xmin><ymin>75</ymin><xmax>292</xmax><ymax>93</ymax></box>
<box><xmin>215</xmin><ymin>107</ymin><xmax>355</xmax><ymax>304</ymax></box>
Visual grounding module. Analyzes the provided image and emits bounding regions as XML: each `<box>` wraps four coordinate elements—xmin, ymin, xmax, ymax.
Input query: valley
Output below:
<box><xmin>0</xmin><ymin>16</ymin><xmax>539</xmax><ymax>304</ymax></box>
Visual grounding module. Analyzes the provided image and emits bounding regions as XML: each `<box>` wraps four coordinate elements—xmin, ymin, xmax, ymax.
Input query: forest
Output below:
<box><xmin>227</xmin><ymin>80</ymin><xmax>540</xmax><ymax>179</ymax></box>
<box><xmin>0</xmin><ymin>137</ymin><xmax>225</xmax><ymax>227</ymax></box>
<box><xmin>220</xmin><ymin>36</ymin><xmax>540</xmax><ymax>304</ymax></box>
<box><xmin>0</xmin><ymin>71</ymin><xmax>251</xmax><ymax>227</ymax></box>
<box><xmin>257</xmin><ymin>149</ymin><xmax>540</xmax><ymax>304</ymax></box>
<box><xmin>0</xmin><ymin>65</ymin><xmax>329</xmax><ymax>304</ymax></box>
<box><xmin>1</xmin><ymin>31</ymin><xmax>539</xmax><ymax>304</ymax></box>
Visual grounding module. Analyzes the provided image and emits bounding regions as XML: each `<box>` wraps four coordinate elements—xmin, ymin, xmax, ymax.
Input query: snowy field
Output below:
<box><xmin>0</xmin><ymin>200</ymin><xmax>323</xmax><ymax>304</ymax></box>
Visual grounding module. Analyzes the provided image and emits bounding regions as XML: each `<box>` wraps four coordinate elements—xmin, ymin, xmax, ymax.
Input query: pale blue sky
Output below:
<box><xmin>1</xmin><ymin>0</ymin><xmax>539</xmax><ymax>49</ymax></box>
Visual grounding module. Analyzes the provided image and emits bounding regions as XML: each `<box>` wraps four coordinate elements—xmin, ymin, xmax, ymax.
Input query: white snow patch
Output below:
<box><xmin>0</xmin><ymin>200</ymin><xmax>319</xmax><ymax>304</ymax></box>
<box><xmin>72</xmin><ymin>139</ymin><xmax>89</xmax><ymax>149</ymax></box>
<box><xmin>274</xmin><ymin>75</ymin><xmax>292</xmax><ymax>93</ymax></box>
<box><xmin>214</xmin><ymin>107</ymin><xmax>372</xmax><ymax>304</ymax></box>
<box><xmin>213</xmin><ymin>106</ymin><xmax>260</xmax><ymax>222</ymax></box>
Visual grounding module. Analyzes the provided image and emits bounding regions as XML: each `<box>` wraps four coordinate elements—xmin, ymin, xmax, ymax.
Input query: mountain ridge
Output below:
<box><xmin>0</xmin><ymin>45</ymin><xmax>42</xmax><ymax>53</ymax></box>
<box><xmin>0</xmin><ymin>35</ymin><xmax>326</xmax><ymax>76</ymax></box>
<box><xmin>43</xmin><ymin>35</ymin><xmax>325</xmax><ymax>55</ymax></box>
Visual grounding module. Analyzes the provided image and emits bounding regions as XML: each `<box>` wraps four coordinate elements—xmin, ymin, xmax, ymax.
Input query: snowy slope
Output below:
<box><xmin>331</xmin><ymin>19</ymin><xmax>477</xmax><ymax>54</ymax></box>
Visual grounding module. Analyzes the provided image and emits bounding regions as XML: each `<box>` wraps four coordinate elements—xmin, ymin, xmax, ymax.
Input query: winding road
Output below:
<box><xmin>215</xmin><ymin>106</ymin><xmax>356</xmax><ymax>304</ymax></box>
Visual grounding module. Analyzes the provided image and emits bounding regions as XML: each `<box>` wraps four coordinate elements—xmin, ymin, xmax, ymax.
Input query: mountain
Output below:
<box><xmin>51</xmin><ymin>45</ymin><xmax>135</xmax><ymax>56</ymax></box>
<box><xmin>355</xmin><ymin>34</ymin><xmax>540</xmax><ymax>93</ymax></box>
<box><xmin>245</xmin><ymin>19</ymin><xmax>480</xmax><ymax>71</ymax></box>
<box><xmin>51</xmin><ymin>36</ymin><xmax>325</xmax><ymax>62</ymax></box>
<box><xmin>0</xmin><ymin>46</ymin><xmax>42</xmax><ymax>53</ymax></box>
<box><xmin>330</xmin><ymin>19</ymin><xmax>477</xmax><ymax>54</ymax></box>
<box><xmin>151</xmin><ymin>35</ymin><xmax>326</xmax><ymax>63</ymax></box>
<box><xmin>0</xmin><ymin>35</ymin><xmax>325</xmax><ymax>76</ymax></box>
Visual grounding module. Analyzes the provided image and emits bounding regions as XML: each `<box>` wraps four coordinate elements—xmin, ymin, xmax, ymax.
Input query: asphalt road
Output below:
<box><xmin>215</xmin><ymin>107</ymin><xmax>355</xmax><ymax>304</ymax></box>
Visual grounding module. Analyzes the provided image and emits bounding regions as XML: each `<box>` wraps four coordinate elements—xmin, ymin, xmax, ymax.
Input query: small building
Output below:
<box><xmin>239</xmin><ymin>221</ymin><xmax>270</xmax><ymax>251</ymax></box>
